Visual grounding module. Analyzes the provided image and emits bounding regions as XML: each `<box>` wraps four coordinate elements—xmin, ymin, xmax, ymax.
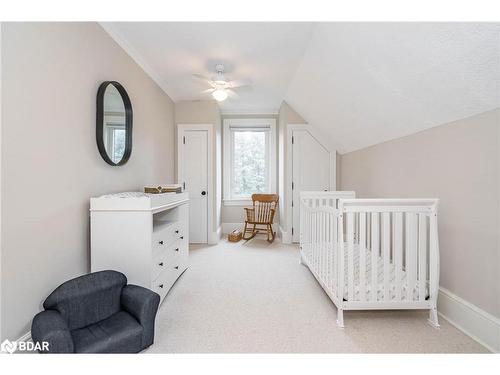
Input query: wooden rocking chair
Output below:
<box><xmin>243</xmin><ymin>194</ymin><xmax>279</xmax><ymax>243</ymax></box>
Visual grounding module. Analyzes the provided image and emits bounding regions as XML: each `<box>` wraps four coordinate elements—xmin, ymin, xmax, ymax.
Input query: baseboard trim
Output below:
<box><xmin>10</xmin><ymin>331</ymin><xmax>32</xmax><ymax>353</ymax></box>
<box><xmin>280</xmin><ymin>225</ymin><xmax>291</xmax><ymax>244</ymax></box>
<box><xmin>208</xmin><ymin>228</ymin><xmax>221</xmax><ymax>245</ymax></box>
<box><xmin>437</xmin><ymin>287</ymin><xmax>500</xmax><ymax>353</ymax></box>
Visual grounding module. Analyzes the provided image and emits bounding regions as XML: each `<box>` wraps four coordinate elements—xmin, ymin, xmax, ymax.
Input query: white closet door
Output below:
<box><xmin>182</xmin><ymin>130</ymin><xmax>208</xmax><ymax>243</ymax></box>
<box><xmin>292</xmin><ymin>129</ymin><xmax>331</xmax><ymax>242</ymax></box>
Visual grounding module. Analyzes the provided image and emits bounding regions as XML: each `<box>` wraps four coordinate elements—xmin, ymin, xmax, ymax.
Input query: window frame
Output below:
<box><xmin>105</xmin><ymin>123</ymin><xmax>126</xmax><ymax>163</ymax></box>
<box><xmin>223</xmin><ymin>118</ymin><xmax>276</xmax><ymax>206</ymax></box>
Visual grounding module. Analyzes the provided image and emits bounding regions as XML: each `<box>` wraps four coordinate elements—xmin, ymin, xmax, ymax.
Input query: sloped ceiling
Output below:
<box><xmin>103</xmin><ymin>22</ymin><xmax>500</xmax><ymax>153</ymax></box>
<box><xmin>285</xmin><ymin>23</ymin><xmax>500</xmax><ymax>153</ymax></box>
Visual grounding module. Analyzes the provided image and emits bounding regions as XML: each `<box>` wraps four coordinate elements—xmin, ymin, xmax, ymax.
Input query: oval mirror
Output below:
<box><xmin>96</xmin><ymin>81</ymin><xmax>133</xmax><ymax>166</ymax></box>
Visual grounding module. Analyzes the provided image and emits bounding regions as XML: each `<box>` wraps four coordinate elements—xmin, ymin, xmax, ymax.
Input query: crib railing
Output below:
<box><xmin>300</xmin><ymin>193</ymin><xmax>440</xmax><ymax>328</ymax></box>
<box><xmin>299</xmin><ymin>191</ymin><xmax>355</xmax><ymax>302</ymax></box>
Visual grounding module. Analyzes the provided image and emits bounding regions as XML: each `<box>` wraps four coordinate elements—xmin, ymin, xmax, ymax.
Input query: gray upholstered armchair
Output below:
<box><xmin>31</xmin><ymin>270</ymin><xmax>160</xmax><ymax>353</ymax></box>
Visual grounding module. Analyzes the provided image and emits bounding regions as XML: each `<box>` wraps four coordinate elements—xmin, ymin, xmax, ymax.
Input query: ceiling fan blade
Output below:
<box><xmin>200</xmin><ymin>88</ymin><xmax>215</xmax><ymax>94</ymax></box>
<box><xmin>228</xmin><ymin>79</ymin><xmax>252</xmax><ymax>89</ymax></box>
<box><xmin>192</xmin><ymin>74</ymin><xmax>216</xmax><ymax>87</ymax></box>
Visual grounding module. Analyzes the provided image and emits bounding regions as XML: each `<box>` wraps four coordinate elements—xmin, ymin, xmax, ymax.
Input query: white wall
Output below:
<box><xmin>340</xmin><ymin>109</ymin><xmax>500</xmax><ymax>318</ymax></box>
<box><xmin>1</xmin><ymin>23</ymin><xmax>176</xmax><ymax>340</ymax></box>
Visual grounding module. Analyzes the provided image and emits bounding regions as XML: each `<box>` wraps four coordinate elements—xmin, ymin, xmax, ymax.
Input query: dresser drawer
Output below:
<box><xmin>152</xmin><ymin>242</ymin><xmax>181</xmax><ymax>280</ymax></box>
<box><xmin>152</xmin><ymin>222</ymin><xmax>185</xmax><ymax>258</ymax></box>
<box><xmin>152</xmin><ymin>264</ymin><xmax>182</xmax><ymax>301</ymax></box>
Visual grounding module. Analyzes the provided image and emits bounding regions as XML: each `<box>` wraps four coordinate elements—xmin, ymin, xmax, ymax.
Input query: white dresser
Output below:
<box><xmin>90</xmin><ymin>192</ymin><xmax>189</xmax><ymax>303</ymax></box>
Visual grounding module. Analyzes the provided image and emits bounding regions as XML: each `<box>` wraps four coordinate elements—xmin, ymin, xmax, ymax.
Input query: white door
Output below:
<box><xmin>292</xmin><ymin>129</ymin><xmax>332</xmax><ymax>242</ymax></box>
<box><xmin>181</xmin><ymin>130</ymin><xmax>208</xmax><ymax>243</ymax></box>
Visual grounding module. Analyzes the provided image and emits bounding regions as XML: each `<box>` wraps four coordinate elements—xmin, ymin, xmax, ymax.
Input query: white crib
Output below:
<box><xmin>299</xmin><ymin>191</ymin><xmax>440</xmax><ymax>328</ymax></box>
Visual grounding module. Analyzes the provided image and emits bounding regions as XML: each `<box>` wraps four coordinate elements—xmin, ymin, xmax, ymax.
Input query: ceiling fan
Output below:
<box><xmin>193</xmin><ymin>64</ymin><xmax>252</xmax><ymax>102</ymax></box>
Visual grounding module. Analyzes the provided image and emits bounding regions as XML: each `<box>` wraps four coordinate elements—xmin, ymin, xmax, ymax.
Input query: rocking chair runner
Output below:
<box><xmin>243</xmin><ymin>194</ymin><xmax>279</xmax><ymax>242</ymax></box>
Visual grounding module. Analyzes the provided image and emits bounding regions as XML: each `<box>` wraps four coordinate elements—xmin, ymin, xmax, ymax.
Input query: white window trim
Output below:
<box><xmin>223</xmin><ymin>118</ymin><xmax>276</xmax><ymax>206</ymax></box>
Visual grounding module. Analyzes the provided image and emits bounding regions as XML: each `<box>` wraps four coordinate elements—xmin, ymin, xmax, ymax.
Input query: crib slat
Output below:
<box><xmin>315</xmin><ymin>211</ymin><xmax>319</xmax><ymax>270</ymax></box>
<box><xmin>359</xmin><ymin>212</ymin><xmax>366</xmax><ymax>302</ymax></box>
<box><xmin>406</xmin><ymin>213</ymin><xmax>417</xmax><ymax>301</ymax></box>
<box><xmin>382</xmin><ymin>212</ymin><xmax>391</xmax><ymax>301</ymax></box>
<box><xmin>418</xmin><ymin>213</ymin><xmax>427</xmax><ymax>301</ymax></box>
<box><xmin>321</xmin><ymin>211</ymin><xmax>326</xmax><ymax>282</ymax></box>
<box><xmin>338</xmin><ymin>212</ymin><xmax>345</xmax><ymax>302</ymax></box>
<box><xmin>333</xmin><ymin>211</ymin><xmax>338</xmax><ymax>292</ymax></box>
<box><xmin>328</xmin><ymin>212</ymin><xmax>333</xmax><ymax>290</ymax></box>
<box><xmin>394</xmin><ymin>212</ymin><xmax>403</xmax><ymax>301</ymax></box>
<box><xmin>371</xmin><ymin>212</ymin><xmax>379</xmax><ymax>302</ymax></box>
<box><xmin>347</xmin><ymin>212</ymin><xmax>354</xmax><ymax>301</ymax></box>
<box><xmin>330</xmin><ymin>212</ymin><xmax>338</xmax><ymax>292</ymax></box>
<box><xmin>429</xmin><ymin>212</ymin><xmax>439</xmax><ymax>304</ymax></box>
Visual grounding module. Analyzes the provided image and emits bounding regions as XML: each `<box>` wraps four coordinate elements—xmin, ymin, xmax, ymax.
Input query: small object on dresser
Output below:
<box><xmin>228</xmin><ymin>229</ymin><xmax>243</xmax><ymax>242</ymax></box>
<box><xmin>144</xmin><ymin>184</ymin><xmax>182</xmax><ymax>194</ymax></box>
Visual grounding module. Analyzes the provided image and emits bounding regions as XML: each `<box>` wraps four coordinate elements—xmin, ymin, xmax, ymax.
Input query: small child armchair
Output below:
<box><xmin>31</xmin><ymin>270</ymin><xmax>160</xmax><ymax>353</ymax></box>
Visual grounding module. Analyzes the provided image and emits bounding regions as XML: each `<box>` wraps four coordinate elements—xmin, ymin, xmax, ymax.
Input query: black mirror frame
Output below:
<box><xmin>96</xmin><ymin>81</ymin><xmax>133</xmax><ymax>166</ymax></box>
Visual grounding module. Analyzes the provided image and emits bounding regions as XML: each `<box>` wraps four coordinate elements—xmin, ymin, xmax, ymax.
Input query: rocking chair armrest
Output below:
<box><xmin>269</xmin><ymin>208</ymin><xmax>277</xmax><ymax>223</ymax></box>
<box><xmin>244</xmin><ymin>207</ymin><xmax>255</xmax><ymax>221</ymax></box>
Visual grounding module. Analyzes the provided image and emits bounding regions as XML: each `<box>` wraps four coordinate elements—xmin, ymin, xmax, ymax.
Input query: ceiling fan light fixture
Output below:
<box><xmin>212</xmin><ymin>89</ymin><xmax>228</xmax><ymax>102</ymax></box>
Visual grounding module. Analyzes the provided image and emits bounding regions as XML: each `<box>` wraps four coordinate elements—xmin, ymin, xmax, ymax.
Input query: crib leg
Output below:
<box><xmin>428</xmin><ymin>307</ymin><xmax>440</xmax><ymax>328</ymax></box>
<box><xmin>336</xmin><ymin>308</ymin><xmax>345</xmax><ymax>328</ymax></box>
<box><xmin>299</xmin><ymin>252</ymin><xmax>306</xmax><ymax>266</ymax></box>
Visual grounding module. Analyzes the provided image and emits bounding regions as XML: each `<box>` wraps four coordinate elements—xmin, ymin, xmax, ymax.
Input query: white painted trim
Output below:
<box><xmin>221</xmin><ymin>222</ymin><xmax>245</xmax><ymax>234</ymax></box>
<box><xmin>438</xmin><ymin>287</ymin><xmax>500</xmax><ymax>353</ymax></box>
<box><xmin>99</xmin><ymin>23</ymin><xmax>175</xmax><ymax>100</ymax></box>
<box><xmin>17</xmin><ymin>331</ymin><xmax>31</xmax><ymax>343</ymax></box>
<box><xmin>221</xmin><ymin>109</ymin><xmax>279</xmax><ymax>115</ymax></box>
<box><xmin>285</xmin><ymin>123</ymin><xmax>337</xmax><ymax>244</ymax></box>
<box><xmin>177</xmin><ymin>124</ymin><xmax>214</xmax><ymax>245</ymax></box>
<box><xmin>208</xmin><ymin>231</ymin><xmax>219</xmax><ymax>245</ymax></box>
<box><xmin>223</xmin><ymin>118</ymin><xmax>277</xmax><ymax>202</ymax></box>
<box><xmin>11</xmin><ymin>331</ymin><xmax>32</xmax><ymax>353</ymax></box>
<box><xmin>279</xmin><ymin>225</ymin><xmax>291</xmax><ymax>244</ymax></box>
<box><xmin>223</xmin><ymin>198</ymin><xmax>253</xmax><ymax>207</ymax></box>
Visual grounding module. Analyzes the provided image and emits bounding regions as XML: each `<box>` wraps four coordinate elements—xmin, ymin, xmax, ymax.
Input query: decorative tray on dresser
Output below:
<box><xmin>90</xmin><ymin>192</ymin><xmax>189</xmax><ymax>303</ymax></box>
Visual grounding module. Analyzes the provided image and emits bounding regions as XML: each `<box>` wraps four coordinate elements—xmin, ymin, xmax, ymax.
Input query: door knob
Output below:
<box><xmin>201</xmin><ymin>191</ymin><xmax>206</xmax><ymax>196</ymax></box>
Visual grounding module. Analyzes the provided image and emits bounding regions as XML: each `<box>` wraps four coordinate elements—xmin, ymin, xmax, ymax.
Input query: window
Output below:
<box><xmin>223</xmin><ymin>118</ymin><xmax>276</xmax><ymax>205</ymax></box>
<box><xmin>104</xmin><ymin>123</ymin><xmax>126</xmax><ymax>164</ymax></box>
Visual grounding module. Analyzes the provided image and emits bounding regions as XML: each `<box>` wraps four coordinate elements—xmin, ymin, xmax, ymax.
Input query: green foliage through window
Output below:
<box><xmin>231</xmin><ymin>130</ymin><xmax>268</xmax><ymax>197</ymax></box>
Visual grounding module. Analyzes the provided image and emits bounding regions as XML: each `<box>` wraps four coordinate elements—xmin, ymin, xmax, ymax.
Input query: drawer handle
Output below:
<box><xmin>180</xmin><ymin>236</ymin><xmax>184</xmax><ymax>240</ymax></box>
<box><xmin>175</xmin><ymin>230</ymin><xmax>179</xmax><ymax>234</ymax></box>
<box><xmin>175</xmin><ymin>248</ymin><xmax>179</xmax><ymax>252</ymax></box>
<box><xmin>159</xmin><ymin>240</ymin><xmax>164</xmax><ymax>245</ymax></box>
<box><xmin>174</xmin><ymin>266</ymin><xmax>179</xmax><ymax>270</ymax></box>
<box><xmin>159</xmin><ymin>284</ymin><xmax>164</xmax><ymax>288</ymax></box>
<box><xmin>158</xmin><ymin>262</ymin><xmax>164</xmax><ymax>266</ymax></box>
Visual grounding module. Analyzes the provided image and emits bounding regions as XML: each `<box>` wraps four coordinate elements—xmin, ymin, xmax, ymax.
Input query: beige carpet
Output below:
<box><xmin>146</xmin><ymin>238</ymin><xmax>488</xmax><ymax>353</ymax></box>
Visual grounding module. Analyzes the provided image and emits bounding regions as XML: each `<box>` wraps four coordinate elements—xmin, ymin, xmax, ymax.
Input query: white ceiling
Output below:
<box><xmin>101</xmin><ymin>22</ymin><xmax>315</xmax><ymax>113</ymax></box>
<box><xmin>102</xmin><ymin>22</ymin><xmax>499</xmax><ymax>153</ymax></box>
<box><xmin>285</xmin><ymin>23</ymin><xmax>500</xmax><ymax>153</ymax></box>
